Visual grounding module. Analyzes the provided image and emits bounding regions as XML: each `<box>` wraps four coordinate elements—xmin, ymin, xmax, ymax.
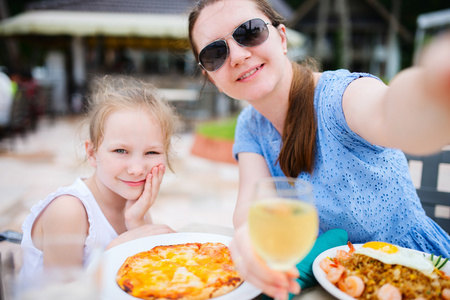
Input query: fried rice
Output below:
<box><xmin>338</xmin><ymin>253</ymin><xmax>450</xmax><ymax>299</ymax></box>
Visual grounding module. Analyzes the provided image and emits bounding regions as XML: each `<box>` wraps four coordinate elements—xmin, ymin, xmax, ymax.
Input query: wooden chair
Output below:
<box><xmin>406</xmin><ymin>150</ymin><xmax>450</xmax><ymax>234</ymax></box>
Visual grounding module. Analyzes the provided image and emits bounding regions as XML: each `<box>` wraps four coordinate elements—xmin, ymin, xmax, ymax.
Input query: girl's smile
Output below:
<box><xmin>121</xmin><ymin>179</ymin><xmax>146</xmax><ymax>187</ymax></box>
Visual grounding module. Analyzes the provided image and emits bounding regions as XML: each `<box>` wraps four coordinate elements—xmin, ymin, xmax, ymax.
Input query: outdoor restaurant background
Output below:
<box><xmin>0</xmin><ymin>0</ymin><xmax>449</xmax><ymax>261</ymax></box>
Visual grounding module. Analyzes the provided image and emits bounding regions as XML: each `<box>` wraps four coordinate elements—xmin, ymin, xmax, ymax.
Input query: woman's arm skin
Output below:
<box><xmin>231</xmin><ymin>153</ymin><xmax>300</xmax><ymax>300</ymax></box>
<box><xmin>230</xmin><ymin>224</ymin><xmax>300</xmax><ymax>300</ymax></box>
<box><xmin>233</xmin><ymin>152</ymin><xmax>272</xmax><ymax>229</ymax></box>
<box><xmin>343</xmin><ymin>34</ymin><xmax>450</xmax><ymax>155</ymax></box>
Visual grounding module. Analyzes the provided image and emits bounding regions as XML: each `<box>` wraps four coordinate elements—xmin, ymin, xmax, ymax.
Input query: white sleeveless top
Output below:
<box><xmin>20</xmin><ymin>178</ymin><xmax>118</xmax><ymax>279</ymax></box>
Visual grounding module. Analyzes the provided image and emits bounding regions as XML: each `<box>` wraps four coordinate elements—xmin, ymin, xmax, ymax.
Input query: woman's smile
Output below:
<box><xmin>237</xmin><ymin>64</ymin><xmax>264</xmax><ymax>81</ymax></box>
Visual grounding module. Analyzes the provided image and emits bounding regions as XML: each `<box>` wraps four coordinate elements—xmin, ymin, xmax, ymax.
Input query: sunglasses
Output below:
<box><xmin>198</xmin><ymin>18</ymin><xmax>271</xmax><ymax>72</ymax></box>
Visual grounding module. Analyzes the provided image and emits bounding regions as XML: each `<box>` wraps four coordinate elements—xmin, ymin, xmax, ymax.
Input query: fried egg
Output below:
<box><xmin>355</xmin><ymin>241</ymin><xmax>435</xmax><ymax>275</ymax></box>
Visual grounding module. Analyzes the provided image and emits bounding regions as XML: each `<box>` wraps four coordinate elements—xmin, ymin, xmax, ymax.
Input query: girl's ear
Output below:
<box><xmin>85</xmin><ymin>139</ymin><xmax>97</xmax><ymax>168</ymax></box>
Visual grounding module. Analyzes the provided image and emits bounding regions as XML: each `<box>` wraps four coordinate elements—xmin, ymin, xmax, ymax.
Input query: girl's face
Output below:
<box><xmin>192</xmin><ymin>0</ymin><xmax>290</xmax><ymax>102</ymax></box>
<box><xmin>87</xmin><ymin>108</ymin><xmax>166</xmax><ymax>201</ymax></box>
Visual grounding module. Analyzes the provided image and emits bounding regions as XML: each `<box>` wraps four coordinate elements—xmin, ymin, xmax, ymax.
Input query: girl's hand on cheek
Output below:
<box><xmin>125</xmin><ymin>164</ymin><xmax>166</xmax><ymax>230</ymax></box>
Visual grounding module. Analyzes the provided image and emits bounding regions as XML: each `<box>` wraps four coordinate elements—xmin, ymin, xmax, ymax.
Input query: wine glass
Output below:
<box><xmin>248</xmin><ymin>177</ymin><xmax>319</xmax><ymax>271</ymax></box>
<box><xmin>12</xmin><ymin>235</ymin><xmax>103</xmax><ymax>300</ymax></box>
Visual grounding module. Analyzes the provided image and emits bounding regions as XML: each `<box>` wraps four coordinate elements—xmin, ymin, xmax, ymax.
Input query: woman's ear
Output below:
<box><xmin>85</xmin><ymin>139</ymin><xmax>97</xmax><ymax>168</ymax></box>
<box><xmin>277</xmin><ymin>24</ymin><xmax>288</xmax><ymax>54</ymax></box>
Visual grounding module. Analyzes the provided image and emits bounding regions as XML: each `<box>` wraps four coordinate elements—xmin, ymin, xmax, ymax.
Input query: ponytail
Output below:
<box><xmin>278</xmin><ymin>61</ymin><xmax>317</xmax><ymax>177</ymax></box>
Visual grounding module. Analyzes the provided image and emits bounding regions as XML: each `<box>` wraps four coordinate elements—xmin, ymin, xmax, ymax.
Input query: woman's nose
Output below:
<box><xmin>227</xmin><ymin>39</ymin><xmax>251</xmax><ymax>67</ymax></box>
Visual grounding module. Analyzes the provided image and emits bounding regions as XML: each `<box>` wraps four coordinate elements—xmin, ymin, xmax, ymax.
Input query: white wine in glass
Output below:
<box><xmin>248</xmin><ymin>177</ymin><xmax>319</xmax><ymax>271</ymax></box>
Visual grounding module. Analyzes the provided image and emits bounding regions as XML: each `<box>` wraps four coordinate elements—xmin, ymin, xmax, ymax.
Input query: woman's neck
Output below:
<box><xmin>250</xmin><ymin>62</ymin><xmax>293</xmax><ymax>135</ymax></box>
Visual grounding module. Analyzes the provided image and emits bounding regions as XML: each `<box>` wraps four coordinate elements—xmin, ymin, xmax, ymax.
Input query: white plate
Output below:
<box><xmin>93</xmin><ymin>232</ymin><xmax>261</xmax><ymax>300</ymax></box>
<box><xmin>312</xmin><ymin>244</ymin><xmax>450</xmax><ymax>300</ymax></box>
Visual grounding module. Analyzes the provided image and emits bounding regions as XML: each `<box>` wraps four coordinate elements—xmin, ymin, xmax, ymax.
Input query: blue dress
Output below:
<box><xmin>233</xmin><ymin>69</ymin><xmax>450</xmax><ymax>257</ymax></box>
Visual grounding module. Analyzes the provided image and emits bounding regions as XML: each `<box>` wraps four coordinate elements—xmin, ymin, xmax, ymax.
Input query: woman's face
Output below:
<box><xmin>192</xmin><ymin>0</ymin><xmax>290</xmax><ymax>102</ymax></box>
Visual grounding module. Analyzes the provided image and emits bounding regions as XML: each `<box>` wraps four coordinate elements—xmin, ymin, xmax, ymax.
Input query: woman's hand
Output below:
<box><xmin>106</xmin><ymin>224</ymin><xmax>176</xmax><ymax>250</ymax></box>
<box><xmin>229</xmin><ymin>224</ymin><xmax>301</xmax><ymax>300</ymax></box>
<box><xmin>419</xmin><ymin>32</ymin><xmax>450</xmax><ymax>109</ymax></box>
<box><xmin>124</xmin><ymin>164</ymin><xmax>165</xmax><ymax>230</ymax></box>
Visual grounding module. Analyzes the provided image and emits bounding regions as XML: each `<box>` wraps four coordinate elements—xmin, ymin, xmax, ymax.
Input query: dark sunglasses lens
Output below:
<box><xmin>199</xmin><ymin>40</ymin><xmax>228</xmax><ymax>72</ymax></box>
<box><xmin>233</xmin><ymin>18</ymin><xmax>268</xmax><ymax>47</ymax></box>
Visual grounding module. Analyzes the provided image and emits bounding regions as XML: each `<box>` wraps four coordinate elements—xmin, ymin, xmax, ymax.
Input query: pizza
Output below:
<box><xmin>116</xmin><ymin>242</ymin><xmax>243</xmax><ymax>300</ymax></box>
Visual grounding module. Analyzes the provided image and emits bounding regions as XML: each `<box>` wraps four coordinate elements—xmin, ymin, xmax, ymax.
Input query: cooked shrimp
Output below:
<box><xmin>327</xmin><ymin>264</ymin><xmax>346</xmax><ymax>284</ymax></box>
<box><xmin>377</xmin><ymin>283</ymin><xmax>401</xmax><ymax>300</ymax></box>
<box><xmin>336</xmin><ymin>242</ymin><xmax>356</xmax><ymax>261</ymax></box>
<box><xmin>347</xmin><ymin>241</ymin><xmax>356</xmax><ymax>254</ymax></box>
<box><xmin>336</xmin><ymin>250</ymin><xmax>352</xmax><ymax>260</ymax></box>
<box><xmin>442</xmin><ymin>288</ymin><xmax>450</xmax><ymax>300</ymax></box>
<box><xmin>337</xmin><ymin>275</ymin><xmax>365</xmax><ymax>298</ymax></box>
<box><xmin>319</xmin><ymin>257</ymin><xmax>334</xmax><ymax>273</ymax></box>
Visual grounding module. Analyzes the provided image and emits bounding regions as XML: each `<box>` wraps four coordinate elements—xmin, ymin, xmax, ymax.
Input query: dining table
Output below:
<box><xmin>178</xmin><ymin>223</ymin><xmax>338</xmax><ymax>300</ymax></box>
<box><xmin>0</xmin><ymin>224</ymin><xmax>338</xmax><ymax>300</ymax></box>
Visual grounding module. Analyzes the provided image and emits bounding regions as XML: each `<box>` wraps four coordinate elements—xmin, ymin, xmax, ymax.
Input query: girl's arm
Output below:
<box><xmin>343</xmin><ymin>34</ymin><xmax>450</xmax><ymax>155</ymax></box>
<box><xmin>105</xmin><ymin>224</ymin><xmax>175</xmax><ymax>250</ymax></box>
<box><xmin>233</xmin><ymin>152</ymin><xmax>272</xmax><ymax>229</ymax></box>
<box><xmin>38</xmin><ymin>195</ymin><xmax>89</xmax><ymax>268</ymax></box>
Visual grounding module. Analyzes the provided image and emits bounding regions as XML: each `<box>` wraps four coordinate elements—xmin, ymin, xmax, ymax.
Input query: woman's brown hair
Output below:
<box><xmin>188</xmin><ymin>0</ymin><xmax>317</xmax><ymax>177</ymax></box>
<box><xmin>279</xmin><ymin>61</ymin><xmax>317</xmax><ymax>176</ymax></box>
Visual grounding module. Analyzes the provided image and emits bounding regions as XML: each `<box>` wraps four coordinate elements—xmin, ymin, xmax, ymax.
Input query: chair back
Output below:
<box><xmin>406</xmin><ymin>150</ymin><xmax>450</xmax><ymax>234</ymax></box>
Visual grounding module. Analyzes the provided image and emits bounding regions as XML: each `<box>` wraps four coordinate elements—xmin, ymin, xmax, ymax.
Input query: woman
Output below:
<box><xmin>188</xmin><ymin>0</ymin><xmax>450</xmax><ymax>298</ymax></box>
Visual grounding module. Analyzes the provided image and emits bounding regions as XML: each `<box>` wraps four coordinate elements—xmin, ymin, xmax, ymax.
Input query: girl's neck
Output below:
<box><xmin>84</xmin><ymin>176</ymin><xmax>126</xmax><ymax>213</ymax></box>
<box><xmin>84</xmin><ymin>176</ymin><xmax>128</xmax><ymax>234</ymax></box>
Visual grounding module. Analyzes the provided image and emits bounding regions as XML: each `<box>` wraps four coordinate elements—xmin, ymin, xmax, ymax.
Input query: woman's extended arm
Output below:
<box><xmin>233</xmin><ymin>152</ymin><xmax>272</xmax><ymax>229</ymax></box>
<box><xmin>343</xmin><ymin>34</ymin><xmax>450</xmax><ymax>155</ymax></box>
<box><xmin>231</xmin><ymin>152</ymin><xmax>300</xmax><ymax>299</ymax></box>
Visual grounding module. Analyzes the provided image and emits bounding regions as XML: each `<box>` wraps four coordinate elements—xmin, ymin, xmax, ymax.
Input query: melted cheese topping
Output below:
<box><xmin>116</xmin><ymin>242</ymin><xmax>242</xmax><ymax>300</ymax></box>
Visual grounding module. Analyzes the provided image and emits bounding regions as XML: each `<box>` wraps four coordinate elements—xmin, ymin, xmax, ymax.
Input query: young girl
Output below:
<box><xmin>20</xmin><ymin>75</ymin><xmax>176</xmax><ymax>279</ymax></box>
<box><xmin>188</xmin><ymin>0</ymin><xmax>450</xmax><ymax>298</ymax></box>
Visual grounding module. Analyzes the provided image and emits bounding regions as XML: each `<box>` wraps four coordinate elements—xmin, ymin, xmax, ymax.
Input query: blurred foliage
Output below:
<box><xmin>196</xmin><ymin>116</ymin><xmax>238</xmax><ymax>141</ymax></box>
<box><xmin>284</xmin><ymin>0</ymin><xmax>450</xmax><ymax>68</ymax></box>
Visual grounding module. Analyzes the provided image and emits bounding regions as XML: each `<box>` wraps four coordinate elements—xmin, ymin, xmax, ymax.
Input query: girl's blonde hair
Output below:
<box><xmin>86</xmin><ymin>75</ymin><xmax>177</xmax><ymax>171</ymax></box>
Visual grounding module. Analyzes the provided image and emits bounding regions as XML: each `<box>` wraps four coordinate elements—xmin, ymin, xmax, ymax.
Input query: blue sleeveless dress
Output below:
<box><xmin>233</xmin><ymin>69</ymin><xmax>450</xmax><ymax>257</ymax></box>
